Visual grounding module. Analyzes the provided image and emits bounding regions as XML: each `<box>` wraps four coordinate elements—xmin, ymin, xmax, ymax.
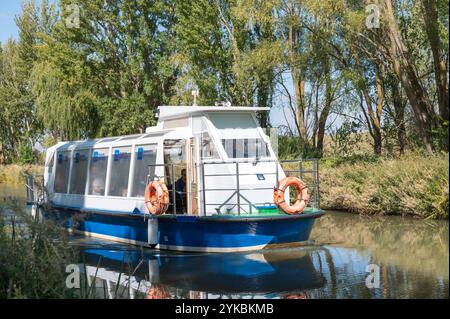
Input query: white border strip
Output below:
<box><xmin>69</xmin><ymin>229</ymin><xmax>306</xmax><ymax>252</ymax></box>
<box><xmin>156</xmin><ymin>243</ymin><xmax>267</xmax><ymax>253</ymax></box>
<box><xmin>69</xmin><ymin>228</ymin><xmax>150</xmax><ymax>247</ymax></box>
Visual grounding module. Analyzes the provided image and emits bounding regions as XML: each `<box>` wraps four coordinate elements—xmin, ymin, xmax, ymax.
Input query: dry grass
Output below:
<box><xmin>0</xmin><ymin>165</ymin><xmax>44</xmax><ymax>185</ymax></box>
<box><xmin>319</xmin><ymin>153</ymin><xmax>449</xmax><ymax>219</ymax></box>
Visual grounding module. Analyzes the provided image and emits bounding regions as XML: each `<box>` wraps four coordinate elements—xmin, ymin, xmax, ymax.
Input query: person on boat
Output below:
<box><xmin>92</xmin><ymin>178</ymin><xmax>105</xmax><ymax>195</ymax></box>
<box><xmin>174</xmin><ymin>168</ymin><xmax>187</xmax><ymax>214</ymax></box>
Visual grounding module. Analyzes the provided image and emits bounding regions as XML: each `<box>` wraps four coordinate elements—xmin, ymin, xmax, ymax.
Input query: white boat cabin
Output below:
<box><xmin>44</xmin><ymin>106</ymin><xmax>286</xmax><ymax>216</ymax></box>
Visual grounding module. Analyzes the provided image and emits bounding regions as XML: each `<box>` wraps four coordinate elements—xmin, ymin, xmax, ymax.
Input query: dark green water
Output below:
<box><xmin>1</xmin><ymin>183</ymin><xmax>448</xmax><ymax>299</ymax></box>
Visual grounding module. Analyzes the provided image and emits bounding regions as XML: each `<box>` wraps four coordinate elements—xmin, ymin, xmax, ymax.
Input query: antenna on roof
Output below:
<box><xmin>192</xmin><ymin>88</ymin><xmax>199</xmax><ymax>106</ymax></box>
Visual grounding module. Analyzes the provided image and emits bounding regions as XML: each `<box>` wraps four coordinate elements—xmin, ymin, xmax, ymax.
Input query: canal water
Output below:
<box><xmin>1</xmin><ymin>183</ymin><xmax>448</xmax><ymax>299</ymax></box>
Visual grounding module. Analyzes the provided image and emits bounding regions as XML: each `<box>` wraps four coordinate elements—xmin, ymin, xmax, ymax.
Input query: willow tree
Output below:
<box><xmin>0</xmin><ymin>2</ymin><xmax>44</xmax><ymax>163</ymax></box>
<box><xmin>172</xmin><ymin>0</ymin><xmax>281</xmax><ymax>127</ymax></box>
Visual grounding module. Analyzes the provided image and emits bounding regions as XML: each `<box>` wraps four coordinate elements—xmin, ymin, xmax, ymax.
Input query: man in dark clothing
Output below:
<box><xmin>174</xmin><ymin>169</ymin><xmax>187</xmax><ymax>214</ymax></box>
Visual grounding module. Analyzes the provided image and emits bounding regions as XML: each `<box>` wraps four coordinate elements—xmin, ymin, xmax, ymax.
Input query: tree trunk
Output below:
<box><xmin>421</xmin><ymin>0</ymin><xmax>449</xmax><ymax>122</ymax></box>
<box><xmin>317</xmin><ymin>54</ymin><xmax>332</xmax><ymax>156</ymax></box>
<box><xmin>384</xmin><ymin>0</ymin><xmax>435</xmax><ymax>153</ymax></box>
<box><xmin>353</xmin><ymin>48</ymin><xmax>383</xmax><ymax>156</ymax></box>
<box><xmin>391</xmin><ymin>79</ymin><xmax>407</xmax><ymax>154</ymax></box>
<box><xmin>288</xmin><ymin>0</ymin><xmax>308</xmax><ymax>147</ymax></box>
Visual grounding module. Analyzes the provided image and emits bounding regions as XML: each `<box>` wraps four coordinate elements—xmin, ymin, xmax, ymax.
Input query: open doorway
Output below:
<box><xmin>163</xmin><ymin>139</ymin><xmax>187</xmax><ymax>214</ymax></box>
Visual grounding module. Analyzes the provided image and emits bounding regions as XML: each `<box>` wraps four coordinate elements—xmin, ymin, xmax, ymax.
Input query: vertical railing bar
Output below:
<box><xmin>299</xmin><ymin>159</ymin><xmax>303</xmax><ymax>180</ymax></box>
<box><xmin>171</xmin><ymin>163</ymin><xmax>176</xmax><ymax>215</ymax></box>
<box><xmin>236</xmin><ymin>162</ymin><xmax>241</xmax><ymax>216</ymax></box>
<box><xmin>315</xmin><ymin>159</ymin><xmax>320</xmax><ymax>208</ymax></box>
<box><xmin>201</xmin><ymin>163</ymin><xmax>206</xmax><ymax>216</ymax></box>
<box><xmin>275</xmin><ymin>161</ymin><xmax>279</xmax><ymax>187</ymax></box>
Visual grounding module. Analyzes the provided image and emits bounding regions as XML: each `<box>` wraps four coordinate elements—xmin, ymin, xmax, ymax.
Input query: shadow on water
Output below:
<box><xmin>1</xmin><ymin>184</ymin><xmax>448</xmax><ymax>299</ymax></box>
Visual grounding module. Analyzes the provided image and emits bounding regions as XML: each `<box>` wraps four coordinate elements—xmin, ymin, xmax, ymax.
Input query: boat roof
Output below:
<box><xmin>157</xmin><ymin>105</ymin><xmax>270</xmax><ymax>121</ymax></box>
<box><xmin>49</xmin><ymin>105</ymin><xmax>269</xmax><ymax>151</ymax></box>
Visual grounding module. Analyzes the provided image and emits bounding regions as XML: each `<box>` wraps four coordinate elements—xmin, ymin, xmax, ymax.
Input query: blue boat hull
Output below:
<box><xmin>44</xmin><ymin>207</ymin><xmax>324</xmax><ymax>252</ymax></box>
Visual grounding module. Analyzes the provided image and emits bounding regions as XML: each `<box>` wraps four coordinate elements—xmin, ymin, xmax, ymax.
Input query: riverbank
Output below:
<box><xmin>320</xmin><ymin>153</ymin><xmax>449</xmax><ymax>219</ymax></box>
<box><xmin>0</xmin><ymin>164</ymin><xmax>43</xmax><ymax>185</ymax></box>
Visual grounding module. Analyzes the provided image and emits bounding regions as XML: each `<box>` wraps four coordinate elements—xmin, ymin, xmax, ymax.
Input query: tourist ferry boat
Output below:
<box><xmin>41</xmin><ymin>105</ymin><xmax>324</xmax><ymax>252</ymax></box>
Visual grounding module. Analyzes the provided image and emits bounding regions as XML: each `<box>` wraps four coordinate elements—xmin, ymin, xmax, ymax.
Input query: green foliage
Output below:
<box><xmin>0</xmin><ymin>0</ymin><xmax>448</xmax><ymax>165</ymax></box>
<box><xmin>99</xmin><ymin>94</ymin><xmax>156</xmax><ymax>136</ymax></box>
<box><xmin>329</xmin><ymin>120</ymin><xmax>364</xmax><ymax>157</ymax></box>
<box><xmin>0</xmin><ymin>203</ymin><xmax>78</xmax><ymax>298</ymax></box>
<box><xmin>277</xmin><ymin>136</ymin><xmax>322</xmax><ymax>159</ymax></box>
<box><xmin>16</xmin><ymin>143</ymin><xmax>35</xmax><ymax>165</ymax></box>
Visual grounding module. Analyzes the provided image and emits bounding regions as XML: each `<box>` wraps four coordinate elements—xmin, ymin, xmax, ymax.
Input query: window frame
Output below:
<box><xmin>68</xmin><ymin>148</ymin><xmax>90</xmax><ymax>195</ymax></box>
<box><xmin>129</xmin><ymin>143</ymin><xmax>158</xmax><ymax>198</ymax></box>
<box><xmin>54</xmin><ymin>150</ymin><xmax>72</xmax><ymax>194</ymax></box>
<box><xmin>106</xmin><ymin>145</ymin><xmax>133</xmax><ymax>197</ymax></box>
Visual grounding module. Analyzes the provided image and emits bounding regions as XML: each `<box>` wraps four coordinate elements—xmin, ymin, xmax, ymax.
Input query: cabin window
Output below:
<box><xmin>130</xmin><ymin>144</ymin><xmax>157</xmax><ymax>197</ymax></box>
<box><xmin>69</xmin><ymin>150</ymin><xmax>89</xmax><ymax>195</ymax></box>
<box><xmin>54</xmin><ymin>151</ymin><xmax>71</xmax><ymax>193</ymax></box>
<box><xmin>45</xmin><ymin>151</ymin><xmax>55</xmax><ymax>174</ymax></box>
<box><xmin>208</xmin><ymin>113</ymin><xmax>270</xmax><ymax>159</ymax></box>
<box><xmin>88</xmin><ymin>148</ymin><xmax>109</xmax><ymax>196</ymax></box>
<box><xmin>108</xmin><ymin>146</ymin><xmax>132</xmax><ymax>197</ymax></box>
<box><xmin>221</xmin><ymin>138</ymin><xmax>270</xmax><ymax>159</ymax></box>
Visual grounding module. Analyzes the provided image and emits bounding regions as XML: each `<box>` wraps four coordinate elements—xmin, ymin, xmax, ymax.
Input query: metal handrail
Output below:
<box><xmin>148</xmin><ymin>158</ymin><xmax>320</xmax><ymax>216</ymax></box>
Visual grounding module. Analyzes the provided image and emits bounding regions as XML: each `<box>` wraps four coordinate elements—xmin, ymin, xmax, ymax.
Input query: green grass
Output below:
<box><xmin>319</xmin><ymin>152</ymin><xmax>449</xmax><ymax>219</ymax></box>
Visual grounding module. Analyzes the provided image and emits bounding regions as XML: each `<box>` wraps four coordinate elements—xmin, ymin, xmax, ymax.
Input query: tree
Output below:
<box><xmin>0</xmin><ymin>2</ymin><xmax>43</xmax><ymax>163</ymax></box>
<box><xmin>384</xmin><ymin>0</ymin><xmax>437</xmax><ymax>153</ymax></box>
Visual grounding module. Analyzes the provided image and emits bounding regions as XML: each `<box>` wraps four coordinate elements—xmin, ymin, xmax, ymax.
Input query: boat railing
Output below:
<box><xmin>147</xmin><ymin>158</ymin><xmax>320</xmax><ymax>216</ymax></box>
<box><xmin>24</xmin><ymin>174</ymin><xmax>46</xmax><ymax>206</ymax></box>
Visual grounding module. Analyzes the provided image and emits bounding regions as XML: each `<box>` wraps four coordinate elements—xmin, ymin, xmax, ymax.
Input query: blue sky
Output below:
<box><xmin>0</xmin><ymin>1</ymin><xmax>24</xmax><ymax>43</ymax></box>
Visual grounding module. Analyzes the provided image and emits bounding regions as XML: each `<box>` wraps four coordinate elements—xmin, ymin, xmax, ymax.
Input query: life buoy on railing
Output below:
<box><xmin>144</xmin><ymin>179</ymin><xmax>170</xmax><ymax>215</ymax></box>
<box><xmin>145</xmin><ymin>285</ymin><xmax>170</xmax><ymax>299</ymax></box>
<box><xmin>273</xmin><ymin>177</ymin><xmax>309</xmax><ymax>214</ymax></box>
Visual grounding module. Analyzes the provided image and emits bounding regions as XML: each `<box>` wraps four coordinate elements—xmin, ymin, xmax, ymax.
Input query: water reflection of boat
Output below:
<box><xmin>80</xmin><ymin>246</ymin><xmax>325</xmax><ymax>297</ymax></box>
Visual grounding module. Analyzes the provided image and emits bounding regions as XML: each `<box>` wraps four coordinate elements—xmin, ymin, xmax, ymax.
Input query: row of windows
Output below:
<box><xmin>221</xmin><ymin>139</ymin><xmax>270</xmax><ymax>159</ymax></box>
<box><xmin>53</xmin><ymin>144</ymin><xmax>157</xmax><ymax>198</ymax></box>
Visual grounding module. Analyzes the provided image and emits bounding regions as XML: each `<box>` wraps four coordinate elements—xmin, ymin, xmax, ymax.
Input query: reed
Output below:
<box><xmin>0</xmin><ymin>164</ymin><xmax>43</xmax><ymax>185</ymax></box>
<box><xmin>0</xmin><ymin>201</ymin><xmax>151</xmax><ymax>298</ymax></box>
<box><xmin>0</xmin><ymin>202</ymin><xmax>79</xmax><ymax>298</ymax></box>
<box><xmin>319</xmin><ymin>152</ymin><xmax>449</xmax><ymax>219</ymax></box>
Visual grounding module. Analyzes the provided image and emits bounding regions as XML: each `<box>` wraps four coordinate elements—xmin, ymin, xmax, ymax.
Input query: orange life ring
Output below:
<box><xmin>144</xmin><ymin>179</ymin><xmax>170</xmax><ymax>215</ymax></box>
<box><xmin>273</xmin><ymin>177</ymin><xmax>309</xmax><ymax>214</ymax></box>
<box><xmin>145</xmin><ymin>285</ymin><xmax>170</xmax><ymax>299</ymax></box>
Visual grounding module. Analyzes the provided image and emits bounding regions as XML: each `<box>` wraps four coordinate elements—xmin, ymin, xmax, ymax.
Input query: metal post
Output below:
<box><xmin>201</xmin><ymin>163</ymin><xmax>206</xmax><ymax>216</ymax></box>
<box><xmin>275</xmin><ymin>162</ymin><xmax>279</xmax><ymax>188</ymax></box>
<box><xmin>315</xmin><ymin>159</ymin><xmax>320</xmax><ymax>208</ymax></box>
<box><xmin>299</xmin><ymin>159</ymin><xmax>303</xmax><ymax>180</ymax></box>
<box><xmin>171</xmin><ymin>164</ymin><xmax>176</xmax><ymax>214</ymax></box>
<box><xmin>236</xmin><ymin>162</ymin><xmax>241</xmax><ymax>215</ymax></box>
